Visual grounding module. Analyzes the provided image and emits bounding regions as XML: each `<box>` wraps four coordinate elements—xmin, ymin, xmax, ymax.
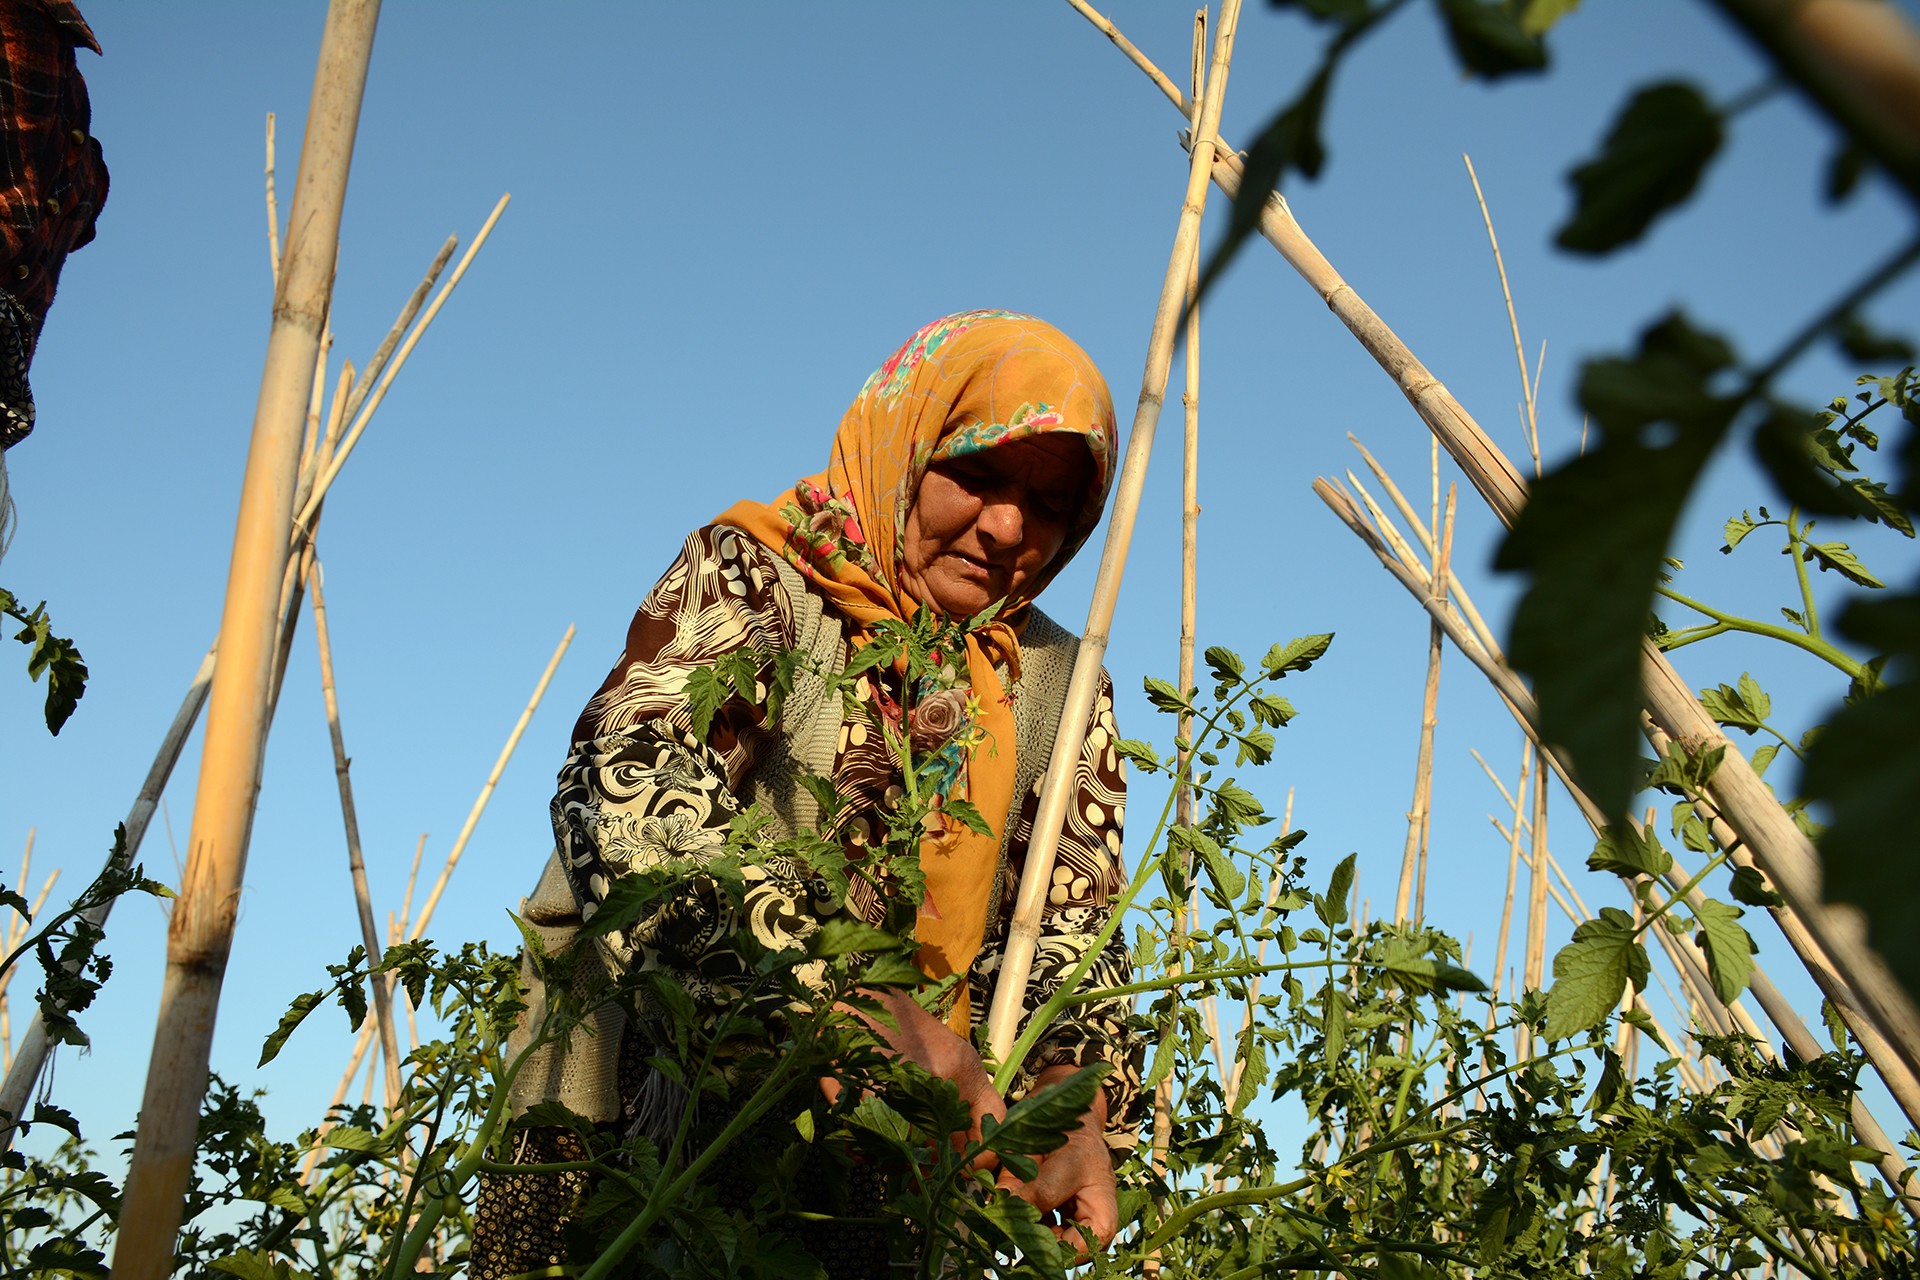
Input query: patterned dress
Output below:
<box><xmin>469</xmin><ymin>525</ymin><xmax>1141</xmax><ymax>1278</ymax></box>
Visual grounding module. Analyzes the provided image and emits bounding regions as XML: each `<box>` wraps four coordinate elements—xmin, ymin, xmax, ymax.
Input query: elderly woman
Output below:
<box><xmin>474</xmin><ymin>311</ymin><xmax>1140</xmax><ymax>1277</ymax></box>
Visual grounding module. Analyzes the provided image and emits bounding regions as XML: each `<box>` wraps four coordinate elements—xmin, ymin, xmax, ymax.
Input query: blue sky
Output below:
<box><xmin>3</xmin><ymin>2</ymin><xmax>1917</xmax><ymax>1175</ymax></box>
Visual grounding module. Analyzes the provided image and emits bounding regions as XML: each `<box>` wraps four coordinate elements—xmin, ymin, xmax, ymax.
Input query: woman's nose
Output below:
<box><xmin>975</xmin><ymin>493</ymin><xmax>1025</xmax><ymax>550</ymax></box>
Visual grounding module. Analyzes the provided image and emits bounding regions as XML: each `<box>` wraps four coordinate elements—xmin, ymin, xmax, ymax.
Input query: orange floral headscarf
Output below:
<box><xmin>719</xmin><ymin>310</ymin><xmax>1117</xmax><ymax>1032</ymax></box>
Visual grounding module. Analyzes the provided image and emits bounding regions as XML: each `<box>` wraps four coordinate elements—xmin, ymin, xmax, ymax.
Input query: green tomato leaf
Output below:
<box><xmin>1262</xmin><ymin>633</ymin><xmax>1336</xmax><ymax>677</ymax></box>
<box><xmin>259</xmin><ymin>990</ymin><xmax>325</xmax><ymax>1067</ymax></box>
<box><xmin>980</xmin><ymin>1063</ymin><xmax>1104</xmax><ymax>1159</ymax></box>
<box><xmin>1694</xmin><ymin>898</ymin><xmax>1756</xmax><ymax>1004</ymax></box>
<box><xmin>1317</xmin><ymin>853</ymin><xmax>1357</xmax><ymax>928</ymax></box>
<box><xmin>1543</xmin><ymin>907</ymin><xmax>1646</xmax><ymax>1040</ymax></box>
<box><xmin>1804</xmin><ymin>540</ymin><xmax>1886</xmax><ymax>589</ymax></box>
<box><xmin>1729</xmin><ymin>865</ymin><xmax>1784</xmax><ymax>908</ymax></box>
<box><xmin>1203</xmin><ymin>645</ymin><xmax>1245</xmax><ymax>683</ymax></box>
<box><xmin>1586</xmin><ymin>822</ymin><xmax>1671</xmax><ymax>882</ymax></box>
<box><xmin>1437</xmin><ymin>0</ymin><xmax>1549</xmax><ymax>79</ymax></box>
<box><xmin>1497</xmin><ymin>313</ymin><xmax>1738</xmax><ymax>820</ymax></box>
<box><xmin>1556</xmin><ymin>81</ymin><xmax>1723</xmax><ymax>255</ymax></box>
<box><xmin>1521</xmin><ymin>0</ymin><xmax>1581</xmax><ymax>35</ymax></box>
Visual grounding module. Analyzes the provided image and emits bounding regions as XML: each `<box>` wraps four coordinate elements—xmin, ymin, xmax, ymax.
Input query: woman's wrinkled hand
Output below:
<box><xmin>820</xmin><ymin>987</ymin><xmax>1008</xmax><ymax>1164</ymax></box>
<box><xmin>998</xmin><ymin>1063</ymin><xmax>1117</xmax><ymax>1259</ymax></box>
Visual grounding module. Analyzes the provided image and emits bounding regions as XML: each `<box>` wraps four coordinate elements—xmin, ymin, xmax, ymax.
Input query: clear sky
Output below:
<box><xmin>3</xmin><ymin>2</ymin><xmax>1916</xmax><ymax>1177</ymax></box>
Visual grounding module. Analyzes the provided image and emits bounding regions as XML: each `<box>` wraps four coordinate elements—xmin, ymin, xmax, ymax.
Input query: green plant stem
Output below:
<box><xmin>1658</xmin><ymin>619</ymin><xmax>1732</xmax><ymax>652</ymax></box>
<box><xmin>1067</xmin><ymin>957</ymin><xmax>1340</xmax><ymax>1004</ymax></box>
<box><xmin>1137</xmin><ymin>1179</ymin><xmax>1312</xmax><ymax>1254</ymax></box>
<box><xmin>1786</xmin><ymin>507</ymin><xmax>1822</xmax><ymax>638</ymax></box>
<box><xmin>1655</xmin><ymin>585</ymin><xmax>1865</xmax><ymax>678</ymax></box>
<box><xmin>1635</xmin><ymin>852</ymin><xmax>1729</xmax><ymax>936</ymax></box>
<box><xmin>1698</xmin><ymin>1184</ymin><xmax>1834</xmax><ymax>1280</ymax></box>
<box><xmin>577</xmin><ymin>1049</ymin><xmax>809</xmax><ymax>1280</ymax></box>
<box><xmin>382</xmin><ymin>1076</ymin><xmax>456</xmax><ymax>1280</ymax></box>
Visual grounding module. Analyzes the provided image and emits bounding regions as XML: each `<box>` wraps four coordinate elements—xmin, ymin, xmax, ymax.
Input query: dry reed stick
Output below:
<box><xmin>264</xmin><ymin>113</ymin><xmax>280</xmax><ymax>287</ymax></box>
<box><xmin>986</xmin><ymin>0</ymin><xmax>1244</xmax><ymax>1062</ymax></box>
<box><xmin>1348</xmin><ymin>436</ymin><xmax>1500</xmax><ymax>655</ymax></box>
<box><xmin>1522</xmin><ymin>743</ymin><xmax>1549</xmax><ymax>995</ymax></box>
<box><xmin>0</xmin><ymin>833</ymin><xmax>56</xmax><ymax>1076</ymax></box>
<box><xmin>1394</xmin><ymin>485</ymin><xmax>1452</xmax><ymax>924</ymax></box>
<box><xmin>1148</xmin><ymin>18</ymin><xmax>1209</xmax><ymax>1260</ymax></box>
<box><xmin>294</xmin><ymin>197</ymin><xmax>509</xmax><ymax>533</ymax></box>
<box><xmin>114</xmin><ymin>4</ymin><xmax>383</xmax><ymax>1267</ymax></box>
<box><xmin>1461</xmin><ymin>154</ymin><xmax>1538</xmax><ymax>476</ymax></box>
<box><xmin>308</xmin><ymin>555</ymin><xmax>405</xmax><ymax>1113</ymax></box>
<box><xmin>268</xmin><ymin>361</ymin><xmax>353</xmax><ymax>726</ymax></box>
<box><xmin>1487</xmin><ymin>744</ymin><xmax>1530</xmax><ymax>1009</ymax></box>
<box><xmin>1076</xmin><ymin>8</ymin><xmax>1920</xmax><ymax>1094</ymax></box>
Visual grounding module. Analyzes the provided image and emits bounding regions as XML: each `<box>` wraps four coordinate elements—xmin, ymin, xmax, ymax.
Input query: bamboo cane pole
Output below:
<box><xmin>1347</xmin><ymin>438</ymin><xmax>1500</xmax><ymax>655</ymax></box>
<box><xmin>1147</xmin><ymin>17</ymin><xmax>1208</xmax><ymax>1265</ymax></box>
<box><xmin>308</xmin><ymin>555</ymin><xmax>404</xmax><ymax>1113</ymax></box>
<box><xmin>265</xmin><ymin>113</ymin><xmax>280</xmax><ymax>287</ymax></box>
<box><xmin>0</xmin><ymin>833</ymin><xmax>55</xmax><ymax>1076</ymax></box>
<box><xmin>986</xmin><ymin>0</ymin><xmax>1243</xmax><ymax>1063</ymax></box>
<box><xmin>1461</xmin><ymin>155</ymin><xmax>1539</xmax><ymax>477</ymax></box>
<box><xmin>1395</xmin><ymin>486</ymin><xmax>1452</xmax><ymax>924</ymax></box>
<box><xmin>112</xmin><ymin>3</ymin><xmax>383</xmax><ymax>1269</ymax></box>
<box><xmin>1488</xmin><ymin>744</ymin><xmax>1529</xmax><ymax>1010</ymax></box>
<box><xmin>293</xmin><ymin>196</ymin><xmax>508</xmax><ymax>535</ymax></box>
<box><xmin>1069</xmin><ymin>4</ymin><xmax>1920</xmax><ymax>1090</ymax></box>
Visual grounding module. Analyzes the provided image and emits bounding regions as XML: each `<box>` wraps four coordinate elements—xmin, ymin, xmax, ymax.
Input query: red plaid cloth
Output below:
<box><xmin>0</xmin><ymin>0</ymin><xmax>106</xmax><ymax>447</ymax></box>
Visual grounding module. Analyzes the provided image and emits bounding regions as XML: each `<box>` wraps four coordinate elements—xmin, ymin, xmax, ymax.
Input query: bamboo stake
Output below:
<box><xmin>269</xmin><ymin>361</ymin><xmax>353</xmax><ymax>726</ymax></box>
<box><xmin>308</xmin><ymin>555</ymin><xmax>404</xmax><ymax>1113</ymax></box>
<box><xmin>987</xmin><ymin>0</ymin><xmax>1244</xmax><ymax>1063</ymax></box>
<box><xmin>1488</xmin><ymin>744</ymin><xmax>1529</xmax><ymax>1009</ymax></box>
<box><xmin>1073</xmin><ymin>8</ymin><xmax>1920</xmax><ymax>1089</ymax></box>
<box><xmin>1395</xmin><ymin>486</ymin><xmax>1452</xmax><ymax>924</ymax></box>
<box><xmin>1462</xmin><ymin>154</ymin><xmax>1538</xmax><ymax>476</ymax></box>
<box><xmin>265</xmin><ymin>113</ymin><xmax>280</xmax><ymax>287</ymax></box>
<box><xmin>293</xmin><ymin>196</ymin><xmax>509</xmax><ymax>534</ymax></box>
<box><xmin>1522</xmin><ymin>741</ymin><xmax>1549</xmax><ymax>995</ymax></box>
<box><xmin>1148</xmin><ymin>17</ymin><xmax>1208</xmax><ymax>1265</ymax></box>
<box><xmin>113</xmin><ymin>3</ymin><xmax>384</xmax><ymax>1268</ymax></box>
<box><xmin>1349</xmin><ymin>436</ymin><xmax>1500</xmax><ymax>652</ymax></box>
<box><xmin>0</xmin><ymin>832</ymin><xmax>56</xmax><ymax>1076</ymax></box>
<box><xmin>410</xmin><ymin>625</ymin><xmax>573</xmax><ymax>938</ymax></box>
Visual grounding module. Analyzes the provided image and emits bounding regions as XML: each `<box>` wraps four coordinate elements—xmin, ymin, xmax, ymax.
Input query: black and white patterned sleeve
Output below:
<box><xmin>553</xmin><ymin>527</ymin><xmax>833</xmax><ymax>1026</ymax></box>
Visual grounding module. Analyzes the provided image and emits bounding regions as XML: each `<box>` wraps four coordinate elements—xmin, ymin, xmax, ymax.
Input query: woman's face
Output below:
<box><xmin>899</xmin><ymin>434</ymin><xmax>1094</xmax><ymax>617</ymax></box>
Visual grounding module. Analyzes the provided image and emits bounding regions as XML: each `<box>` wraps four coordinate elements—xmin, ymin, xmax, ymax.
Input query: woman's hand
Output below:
<box><xmin>822</xmin><ymin>987</ymin><xmax>1008</xmax><ymax>1158</ymax></box>
<box><xmin>999</xmin><ymin>1063</ymin><xmax>1117</xmax><ymax>1259</ymax></box>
